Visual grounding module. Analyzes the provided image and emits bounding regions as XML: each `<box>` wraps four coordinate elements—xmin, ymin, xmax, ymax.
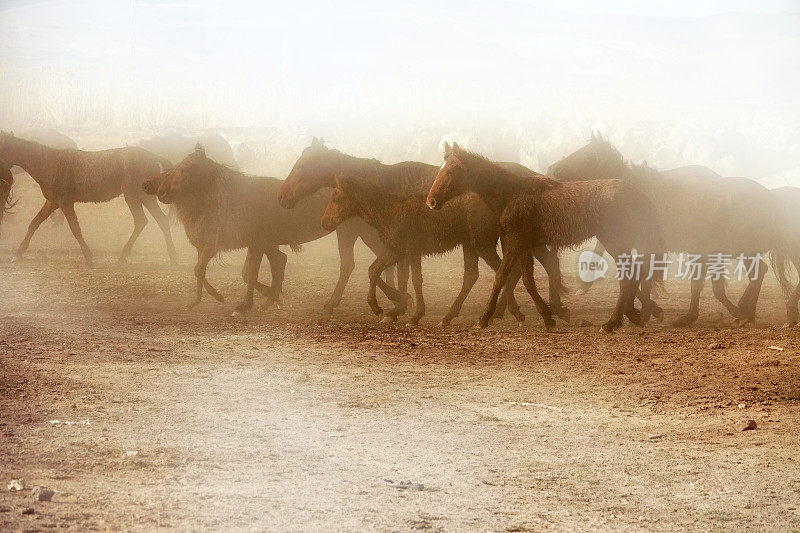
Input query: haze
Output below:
<box><xmin>1</xmin><ymin>0</ymin><xmax>798</xmax><ymax>184</ymax></box>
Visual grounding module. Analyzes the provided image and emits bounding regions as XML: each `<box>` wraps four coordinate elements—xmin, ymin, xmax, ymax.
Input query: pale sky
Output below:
<box><xmin>0</xmin><ymin>0</ymin><xmax>798</xmax><ymax>130</ymax></box>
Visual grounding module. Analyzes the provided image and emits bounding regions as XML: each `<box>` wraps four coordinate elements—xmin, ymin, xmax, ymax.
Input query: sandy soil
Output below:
<box><xmin>1</xmin><ymin>186</ymin><xmax>799</xmax><ymax>532</ymax></box>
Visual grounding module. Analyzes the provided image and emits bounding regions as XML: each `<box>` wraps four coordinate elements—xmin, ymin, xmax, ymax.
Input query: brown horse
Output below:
<box><xmin>427</xmin><ymin>143</ymin><xmax>664</xmax><ymax>333</ymax></box>
<box><xmin>142</xmin><ymin>144</ymin><xmax>381</xmax><ymax>314</ymax></box>
<box><xmin>548</xmin><ymin>134</ymin><xmax>783</xmax><ymax>326</ymax></box>
<box><xmin>0</xmin><ymin>131</ymin><xmax>177</xmax><ymax>265</ymax></box>
<box><xmin>0</xmin><ymin>158</ymin><xmax>14</xmax><ymax>228</ymax></box>
<box><xmin>321</xmin><ymin>177</ymin><xmax>522</xmax><ymax>326</ymax></box>
<box><xmin>278</xmin><ymin>137</ymin><xmax>569</xmax><ymax>323</ymax></box>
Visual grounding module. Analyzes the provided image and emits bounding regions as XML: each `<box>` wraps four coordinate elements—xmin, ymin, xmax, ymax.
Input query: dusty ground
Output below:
<box><xmin>1</xmin><ymin>186</ymin><xmax>799</xmax><ymax>532</ymax></box>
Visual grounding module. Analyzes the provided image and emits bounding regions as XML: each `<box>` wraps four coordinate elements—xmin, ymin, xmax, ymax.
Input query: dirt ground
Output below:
<box><xmin>1</xmin><ymin>185</ymin><xmax>799</xmax><ymax>532</ymax></box>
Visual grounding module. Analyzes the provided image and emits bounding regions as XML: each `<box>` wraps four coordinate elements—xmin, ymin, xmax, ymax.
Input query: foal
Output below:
<box><xmin>427</xmin><ymin>143</ymin><xmax>664</xmax><ymax>333</ymax></box>
<box><xmin>321</xmin><ymin>177</ymin><xmax>520</xmax><ymax>326</ymax></box>
<box><xmin>0</xmin><ymin>131</ymin><xmax>177</xmax><ymax>265</ymax></box>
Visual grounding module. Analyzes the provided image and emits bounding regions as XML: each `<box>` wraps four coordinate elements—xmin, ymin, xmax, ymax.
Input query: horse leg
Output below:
<box><xmin>261</xmin><ymin>247</ymin><xmax>288</xmax><ymax>309</ymax></box>
<box><xmin>14</xmin><ymin>199</ymin><xmax>58</xmax><ymax>261</ymax></box>
<box><xmin>600</xmin><ymin>243</ymin><xmax>641</xmax><ymax>333</ymax></box>
<box><xmin>439</xmin><ymin>246</ymin><xmax>480</xmax><ymax>327</ymax></box>
<box><xmin>118</xmin><ymin>194</ymin><xmax>148</xmax><ymax>264</ymax></box>
<box><xmin>61</xmin><ymin>202</ymin><xmax>94</xmax><ymax>265</ymax></box>
<box><xmin>532</xmin><ymin>245</ymin><xmax>569</xmax><ymax>321</ymax></box>
<box><xmin>673</xmin><ymin>264</ymin><xmax>707</xmax><ymax>327</ymax></box>
<box><xmin>407</xmin><ymin>254</ymin><xmax>426</xmax><ymax>325</ymax></box>
<box><xmin>735</xmin><ymin>255</ymin><xmax>768</xmax><ymax>325</ymax></box>
<box><xmin>233</xmin><ymin>247</ymin><xmax>263</xmax><ymax>315</ymax></box>
<box><xmin>478</xmin><ymin>243</ymin><xmax>520</xmax><ymax>328</ymax></box>
<box><xmin>784</xmin><ymin>256</ymin><xmax>800</xmax><ymax>326</ymax></box>
<box><xmin>367</xmin><ymin>251</ymin><xmax>401</xmax><ymax>320</ymax></box>
<box><xmin>488</xmin><ymin>254</ymin><xmax>524</xmax><ymax>324</ymax></box>
<box><xmin>519</xmin><ymin>250</ymin><xmax>555</xmax><ymax>331</ymax></box>
<box><xmin>189</xmin><ymin>247</ymin><xmax>223</xmax><ymax>309</ymax></box>
<box><xmin>710</xmin><ymin>279</ymin><xmax>741</xmax><ymax>320</ymax></box>
<box><xmin>324</xmin><ymin>229</ymin><xmax>357</xmax><ymax>313</ymax></box>
<box><xmin>360</xmin><ymin>227</ymin><xmax>400</xmax><ymax>292</ymax></box>
<box><xmin>142</xmin><ymin>194</ymin><xmax>178</xmax><ymax>265</ymax></box>
<box><xmin>577</xmin><ymin>240</ymin><xmax>607</xmax><ymax>295</ymax></box>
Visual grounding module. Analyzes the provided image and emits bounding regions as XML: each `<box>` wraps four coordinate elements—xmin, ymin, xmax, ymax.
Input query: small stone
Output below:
<box><xmin>125</xmin><ymin>450</ymin><xmax>139</xmax><ymax>457</ymax></box>
<box><xmin>740</xmin><ymin>419</ymin><xmax>757</xmax><ymax>431</ymax></box>
<box><xmin>737</xmin><ymin>403</ymin><xmax>746</xmax><ymax>409</ymax></box>
<box><xmin>20</xmin><ymin>507</ymin><xmax>34</xmax><ymax>515</ymax></box>
<box><xmin>708</xmin><ymin>342</ymin><xmax>725</xmax><ymax>350</ymax></box>
<box><xmin>31</xmin><ymin>486</ymin><xmax>55</xmax><ymax>501</ymax></box>
<box><xmin>8</xmin><ymin>479</ymin><xmax>24</xmax><ymax>491</ymax></box>
<box><xmin>648</xmin><ymin>433</ymin><xmax>664</xmax><ymax>440</ymax></box>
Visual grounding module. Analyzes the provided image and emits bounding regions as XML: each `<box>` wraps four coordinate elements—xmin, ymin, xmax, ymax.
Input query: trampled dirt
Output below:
<box><xmin>1</xmin><ymin>190</ymin><xmax>799</xmax><ymax>532</ymax></box>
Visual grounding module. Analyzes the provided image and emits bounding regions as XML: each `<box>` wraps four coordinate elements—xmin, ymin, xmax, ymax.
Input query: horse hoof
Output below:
<box><xmin>600</xmin><ymin>321</ymin><xmax>618</xmax><ymax>333</ymax></box>
<box><xmin>781</xmin><ymin>321</ymin><xmax>798</xmax><ymax>329</ymax></box>
<box><xmin>652</xmin><ymin>306</ymin><xmax>664</xmax><ymax>322</ymax></box>
<box><xmin>555</xmin><ymin>307</ymin><xmax>570</xmax><ymax>322</ymax></box>
<box><xmin>437</xmin><ymin>320</ymin><xmax>448</xmax><ymax>328</ymax></box>
<box><xmin>10</xmin><ymin>255</ymin><xmax>20</xmax><ymax>264</ymax></box>
<box><xmin>518</xmin><ymin>320</ymin><xmax>525</xmax><ymax>328</ymax></box>
<box><xmin>322</xmin><ymin>306</ymin><xmax>334</xmax><ymax>316</ymax></box>
<box><xmin>734</xmin><ymin>318</ymin><xmax>751</xmax><ymax>328</ymax></box>
<box><xmin>672</xmin><ymin>315</ymin><xmax>695</xmax><ymax>327</ymax></box>
<box><xmin>231</xmin><ymin>309</ymin><xmax>247</xmax><ymax>317</ymax></box>
<box><xmin>379</xmin><ymin>315</ymin><xmax>395</xmax><ymax>324</ymax></box>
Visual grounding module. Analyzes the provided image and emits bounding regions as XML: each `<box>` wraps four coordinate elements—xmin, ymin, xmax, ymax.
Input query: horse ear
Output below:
<box><xmin>452</xmin><ymin>142</ymin><xmax>462</xmax><ymax>153</ymax></box>
<box><xmin>596</xmin><ymin>131</ymin><xmax>604</xmax><ymax>142</ymax></box>
<box><xmin>443</xmin><ymin>142</ymin><xmax>452</xmax><ymax>156</ymax></box>
<box><xmin>590</xmin><ymin>131</ymin><xmax>597</xmax><ymax>142</ymax></box>
<box><xmin>311</xmin><ymin>137</ymin><xmax>321</xmax><ymax>148</ymax></box>
<box><xmin>194</xmin><ymin>143</ymin><xmax>206</xmax><ymax>157</ymax></box>
<box><xmin>319</xmin><ymin>137</ymin><xmax>325</xmax><ymax>147</ymax></box>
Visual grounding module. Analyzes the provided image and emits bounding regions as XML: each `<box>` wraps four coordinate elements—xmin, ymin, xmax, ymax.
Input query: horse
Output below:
<box><xmin>321</xmin><ymin>177</ymin><xmax>526</xmax><ymax>326</ymax></box>
<box><xmin>547</xmin><ymin>133</ymin><xmax>784</xmax><ymax>326</ymax></box>
<box><xmin>0</xmin><ymin>131</ymin><xmax>177</xmax><ymax>265</ymax></box>
<box><xmin>278</xmin><ymin>137</ymin><xmax>570</xmax><ymax>324</ymax></box>
<box><xmin>427</xmin><ymin>143</ymin><xmax>664</xmax><ymax>333</ymax></box>
<box><xmin>142</xmin><ymin>144</ymin><xmax>382</xmax><ymax>314</ymax></box>
<box><xmin>0</xmin><ymin>158</ymin><xmax>14</xmax><ymax>229</ymax></box>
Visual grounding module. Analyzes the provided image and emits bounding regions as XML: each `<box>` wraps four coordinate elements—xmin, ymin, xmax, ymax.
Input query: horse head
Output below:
<box><xmin>546</xmin><ymin>132</ymin><xmax>624</xmax><ymax>181</ymax></box>
<box><xmin>144</xmin><ymin>143</ymin><xmax>217</xmax><ymax>204</ymax></box>
<box><xmin>321</xmin><ymin>176</ymin><xmax>359</xmax><ymax>231</ymax></box>
<box><xmin>427</xmin><ymin>142</ymin><xmax>467</xmax><ymax>210</ymax></box>
<box><xmin>278</xmin><ymin>136</ymin><xmax>335</xmax><ymax>209</ymax></box>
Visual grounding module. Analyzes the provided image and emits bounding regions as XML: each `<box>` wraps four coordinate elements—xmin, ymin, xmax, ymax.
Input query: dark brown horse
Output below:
<box><xmin>278</xmin><ymin>138</ymin><xmax>569</xmax><ymax>323</ymax></box>
<box><xmin>321</xmin><ymin>177</ymin><xmax>522</xmax><ymax>326</ymax></box>
<box><xmin>427</xmin><ymin>143</ymin><xmax>664</xmax><ymax>333</ymax></box>
<box><xmin>142</xmin><ymin>144</ymin><xmax>381</xmax><ymax>314</ymax></box>
<box><xmin>0</xmin><ymin>158</ymin><xmax>14</xmax><ymax>229</ymax></box>
<box><xmin>548</xmin><ymin>134</ymin><xmax>784</xmax><ymax>326</ymax></box>
<box><xmin>0</xmin><ymin>131</ymin><xmax>177</xmax><ymax>265</ymax></box>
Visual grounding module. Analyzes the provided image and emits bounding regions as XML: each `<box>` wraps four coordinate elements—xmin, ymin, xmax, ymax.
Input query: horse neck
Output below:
<box><xmin>1</xmin><ymin>138</ymin><xmax>57</xmax><ymax>183</ymax></box>
<box><xmin>349</xmin><ymin>188</ymin><xmax>398</xmax><ymax>231</ymax></box>
<box><xmin>464</xmin><ymin>165</ymin><xmax>531</xmax><ymax>214</ymax></box>
<box><xmin>335</xmin><ymin>154</ymin><xmax>388</xmax><ymax>182</ymax></box>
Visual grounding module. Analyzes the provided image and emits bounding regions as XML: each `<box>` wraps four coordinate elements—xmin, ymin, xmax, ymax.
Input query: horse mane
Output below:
<box><xmin>454</xmin><ymin>147</ymin><xmax>558</xmax><ymax>191</ymax></box>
